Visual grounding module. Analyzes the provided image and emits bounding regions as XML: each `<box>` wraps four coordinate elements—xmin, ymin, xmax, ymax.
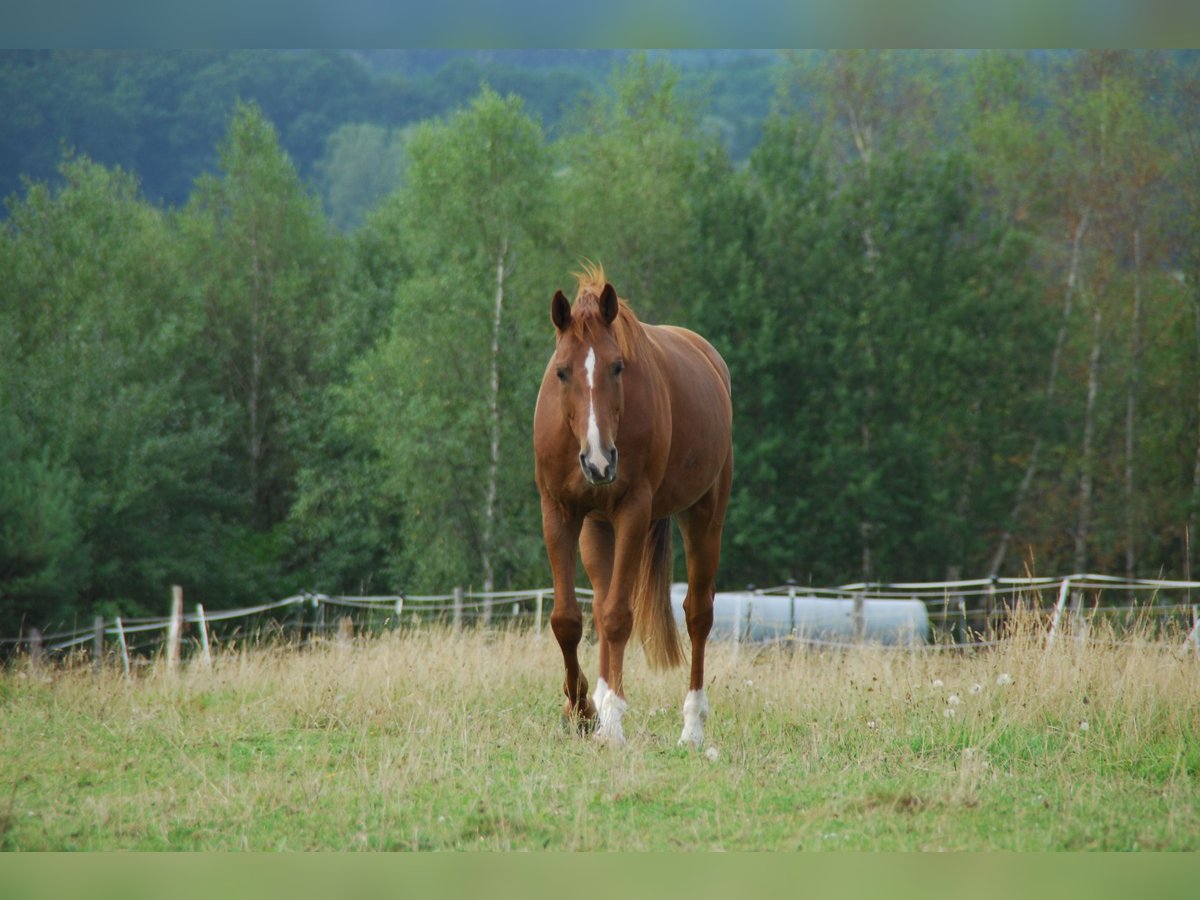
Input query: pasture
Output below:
<box><xmin>1</xmin><ymin>619</ymin><xmax>1197</xmax><ymax>851</ymax></box>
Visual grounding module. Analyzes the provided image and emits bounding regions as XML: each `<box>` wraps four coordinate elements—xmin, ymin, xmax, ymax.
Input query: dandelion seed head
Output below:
<box><xmin>944</xmin><ymin>707</ymin><xmax>956</xmax><ymax>719</ymax></box>
<box><xmin>970</xmin><ymin>683</ymin><xmax>982</xmax><ymax>694</ymax></box>
<box><xmin>947</xmin><ymin>694</ymin><xmax>961</xmax><ymax>706</ymax></box>
<box><xmin>705</xmin><ymin>746</ymin><xmax>720</xmax><ymax>762</ymax></box>
<box><xmin>932</xmin><ymin>679</ymin><xmax>944</xmax><ymax>689</ymax></box>
<box><xmin>1079</xmin><ymin>720</ymin><xmax>1089</xmax><ymax>733</ymax></box>
<box><xmin>996</xmin><ymin>673</ymin><xmax>1012</xmax><ymax>686</ymax></box>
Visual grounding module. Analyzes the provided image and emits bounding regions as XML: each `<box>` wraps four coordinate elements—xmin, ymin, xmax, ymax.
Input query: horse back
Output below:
<box><xmin>642</xmin><ymin>324</ymin><xmax>732</xmax><ymax>512</ymax></box>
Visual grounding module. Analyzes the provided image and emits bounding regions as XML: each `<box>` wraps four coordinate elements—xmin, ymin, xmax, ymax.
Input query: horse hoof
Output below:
<box><xmin>562</xmin><ymin>700</ymin><xmax>597</xmax><ymax>735</ymax></box>
<box><xmin>595</xmin><ymin>729</ymin><xmax>627</xmax><ymax>748</ymax></box>
<box><xmin>677</xmin><ymin>725</ymin><xmax>705</xmax><ymax>749</ymax></box>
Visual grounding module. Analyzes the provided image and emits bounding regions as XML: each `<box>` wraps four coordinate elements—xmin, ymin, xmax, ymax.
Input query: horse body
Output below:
<box><xmin>533</xmin><ymin>266</ymin><xmax>732</xmax><ymax>747</ymax></box>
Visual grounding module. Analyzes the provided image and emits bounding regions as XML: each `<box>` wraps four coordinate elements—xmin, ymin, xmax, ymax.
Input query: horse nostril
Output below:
<box><xmin>579</xmin><ymin>447</ymin><xmax>617</xmax><ymax>484</ymax></box>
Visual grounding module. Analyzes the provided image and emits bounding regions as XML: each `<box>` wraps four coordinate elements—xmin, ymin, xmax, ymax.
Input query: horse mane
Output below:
<box><xmin>570</xmin><ymin>262</ymin><xmax>645</xmax><ymax>363</ymax></box>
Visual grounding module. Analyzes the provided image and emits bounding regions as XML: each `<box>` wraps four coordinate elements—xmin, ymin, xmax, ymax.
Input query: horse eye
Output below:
<box><xmin>612</xmin><ymin>360</ymin><xmax>625</xmax><ymax>376</ymax></box>
<box><xmin>556</xmin><ymin>367</ymin><xmax>569</xmax><ymax>382</ymax></box>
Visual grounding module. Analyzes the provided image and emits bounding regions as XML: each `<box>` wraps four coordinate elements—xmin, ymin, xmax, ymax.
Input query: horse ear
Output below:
<box><xmin>551</xmin><ymin>290</ymin><xmax>572</xmax><ymax>332</ymax></box>
<box><xmin>599</xmin><ymin>283</ymin><xmax>619</xmax><ymax>325</ymax></box>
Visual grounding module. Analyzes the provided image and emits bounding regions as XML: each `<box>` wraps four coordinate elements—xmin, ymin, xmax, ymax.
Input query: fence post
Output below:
<box><xmin>166</xmin><ymin>585</ymin><xmax>184</xmax><ymax>673</ymax></box>
<box><xmin>1069</xmin><ymin>578</ymin><xmax>1089</xmax><ymax>645</ymax></box>
<box><xmin>453</xmin><ymin>586</ymin><xmax>463</xmax><ymax>634</ymax></box>
<box><xmin>535</xmin><ymin>590</ymin><xmax>544</xmax><ymax>640</ymax></box>
<box><xmin>853</xmin><ymin>588</ymin><xmax>866</xmax><ymax>644</ymax></box>
<box><xmin>1047</xmin><ymin>577</ymin><xmax>1071</xmax><ymax>649</ymax></box>
<box><xmin>733</xmin><ymin>590</ymin><xmax>744</xmax><ymax>658</ymax></box>
<box><xmin>395</xmin><ymin>594</ymin><xmax>405</xmax><ymax>630</ymax></box>
<box><xmin>337</xmin><ymin>615</ymin><xmax>354</xmax><ymax>650</ymax></box>
<box><xmin>787</xmin><ymin>582</ymin><xmax>797</xmax><ymax>638</ymax></box>
<box><xmin>196</xmin><ymin>603</ymin><xmax>212</xmax><ymax>669</ymax></box>
<box><xmin>985</xmin><ymin>577</ymin><xmax>998</xmax><ymax>639</ymax></box>
<box><xmin>28</xmin><ymin>627</ymin><xmax>43</xmax><ymax>675</ymax></box>
<box><xmin>115</xmin><ymin>616</ymin><xmax>131</xmax><ymax>683</ymax></box>
<box><xmin>93</xmin><ymin>615</ymin><xmax>104</xmax><ymax>676</ymax></box>
<box><xmin>293</xmin><ymin>593</ymin><xmax>305</xmax><ymax>644</ymax></box>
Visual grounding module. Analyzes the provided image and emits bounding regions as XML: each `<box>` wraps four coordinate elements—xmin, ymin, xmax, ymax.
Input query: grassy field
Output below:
<box><xmin>2</xmin><ymin>619</ymin><xmax>1198</xmax><ymax>851</ymax></box>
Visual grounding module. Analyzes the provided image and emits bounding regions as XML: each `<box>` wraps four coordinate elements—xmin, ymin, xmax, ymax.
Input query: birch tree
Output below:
<box><xmin>346</xmin><ymin>88</ymin><xmax>554</xmax><ymax>595</ymax></box>
<box><xmin>184</xmin><ymin>102</ymin><xmax>340</xmax><ymax>534</ymax></box>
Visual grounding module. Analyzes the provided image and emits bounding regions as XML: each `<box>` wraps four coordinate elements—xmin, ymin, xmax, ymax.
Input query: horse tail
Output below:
<box><xmin>633</xmin><ymin>517</ymin><xmax>685</xmax><ymax>670</ymax></box>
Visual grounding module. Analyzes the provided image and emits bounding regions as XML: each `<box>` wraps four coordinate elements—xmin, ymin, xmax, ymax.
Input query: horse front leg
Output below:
<box><xmin>591</xmin><ymin>497</ymin><xmax>651</xmax><ymax>746</ymax></box>
<box><xmin>580</xmin><ymin>517</ymin><xmax>615</xmax><ymax>729</ymax></box>
<box><xmin>542</xmin><ymin>500</ymin><xmax>594</xmax><ymax>731</ymax></box>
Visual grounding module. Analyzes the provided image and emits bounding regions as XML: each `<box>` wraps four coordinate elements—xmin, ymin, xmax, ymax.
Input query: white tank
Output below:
<box><xmin>669</xmin><ymin>584</ymin><xmax>929</xmax><ymax>646</ymax></box>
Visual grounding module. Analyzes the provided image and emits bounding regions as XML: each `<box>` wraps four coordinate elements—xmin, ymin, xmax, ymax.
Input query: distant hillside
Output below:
<box><xmin>0</xmin><ymin>49</ymin><xmax>782</xmax><ymax>220</ymax></box>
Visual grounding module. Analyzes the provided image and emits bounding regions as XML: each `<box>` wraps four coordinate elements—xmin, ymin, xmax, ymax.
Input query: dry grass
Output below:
<box><xmin>2</xmin><ymin>616</ymin><xmax>1197</xmax><ymax>850</ymax></box>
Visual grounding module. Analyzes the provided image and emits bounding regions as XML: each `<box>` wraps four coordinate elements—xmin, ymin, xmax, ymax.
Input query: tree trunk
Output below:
<box><xmin>480</xmin><ymin>240</ymin><xmax>508</xmax><ymax>612</ymax></box>
<box><xmin>946</xmin><ymin>398</ymin><xmax>982</xmax><ymax>581</ymax></box>
<box><xmin>1124</xmin><ymin>227</ymin><xmax>1142</xmax><ymax>583</ymax></box>
<box><xmin>248</xmin><ymin>225</ymin><xmax>266</xmax><ymax>528</ymax></box>
<box><xmin>1074</xmin><ymin>301</ymin><xmax>1103</xmax><ymax>577</ymax></box>
<box><xmin>1070</xmin><ymin>299</ymin><xmax>1102</xmax><ymax>630</ymax></box>
<box><xmin>989</xmin><ymin>209</ymin><xmax>1090</xmax><ymax>577</ymax></box>
<box><xmin>1190</xmin><ymin>296</ymin><xmax>1200</xmax><ymax>575</ymax></box>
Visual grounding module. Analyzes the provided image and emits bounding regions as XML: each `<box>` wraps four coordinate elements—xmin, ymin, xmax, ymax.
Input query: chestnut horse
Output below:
<box><xmin>533</xmin><ymin>265</ymin><xmax>732</xmax><ymax>747</ymax></box>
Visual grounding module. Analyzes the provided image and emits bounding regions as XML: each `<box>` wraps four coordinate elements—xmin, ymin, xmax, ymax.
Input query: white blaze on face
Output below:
<box><xmin>678</xmin><ymin>689</ymin><xmax>709</xmax><ymax>749</ymax></box>
<box><xmin>583</xmin><ymin>346</ymin><xmax>608</xmax><ymax>474</ymax></box>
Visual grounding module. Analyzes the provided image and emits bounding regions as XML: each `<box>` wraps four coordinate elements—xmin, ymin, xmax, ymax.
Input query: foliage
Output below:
<box><xmin>4</xmin><ymin>51</ymin><xmax>1200</xmax><ymax>631</ymax></box>
<box><xmin>554</xmin><ymin>54</ymin><xmax>719</xmax><ymax>320</ymax></box>
<box><xmin>183</xmin><ymin>101</ymin><xmax>346</xmax><ymax>532</ymax></box>
<box><xmin>316</xmin><ymin>122</ymin><xmax>409</xmax><ymax>231</ymax></box>
<box><xmin>0</xmin><ymin>156</ymin><xmax>235</xmax><ymax>622</ymax></box>
<box><xmin>290</xmin><ymin>88</ymin><xmax>556</xmax><ymax>593</ymax></box>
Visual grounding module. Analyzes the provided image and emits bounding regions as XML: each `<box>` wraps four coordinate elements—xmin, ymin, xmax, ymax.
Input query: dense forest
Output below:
<box><xmin>3</xmin><ymin>49</ymin><xmax>1200</xmax><ymax>632</ymax></box>
<box><xmin>0</xmin><ymin>50</ymin><xmax>776</xmax><ymax>226</ymax></box>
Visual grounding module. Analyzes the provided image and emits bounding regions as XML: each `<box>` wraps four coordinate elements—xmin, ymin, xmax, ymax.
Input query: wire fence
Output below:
<box><xmin>4</xmin><ymin>573</ymin><xmax>1199</xmax><ymax>671</ymax></box>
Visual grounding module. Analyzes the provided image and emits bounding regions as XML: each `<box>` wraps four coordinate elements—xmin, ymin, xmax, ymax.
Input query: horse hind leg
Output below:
<box><xmin>677</xmin><ymin>559</ymin><xmax>714</xmax><ymax>749</ymax></box>
<box><xmin>675</xmin><ymin>463</ymin><xmax>731</xmax><ymax>749</ymax></box>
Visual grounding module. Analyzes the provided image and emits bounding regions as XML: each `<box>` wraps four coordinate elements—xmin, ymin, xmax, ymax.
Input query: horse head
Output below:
<box><xmin>549</xmin><ymin>282</ymin><xmax>625</xmax><ymax>486</ymax></box>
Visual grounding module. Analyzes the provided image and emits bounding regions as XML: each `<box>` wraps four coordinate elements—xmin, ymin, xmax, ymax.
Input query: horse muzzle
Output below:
<box><xmin>579</xmin><ymin>445</ymin><xmax>618</xmax><ymax>486</ymax></box>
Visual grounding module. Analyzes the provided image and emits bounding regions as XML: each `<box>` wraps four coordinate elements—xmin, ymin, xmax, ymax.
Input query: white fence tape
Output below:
<box><xmin>6</xmin><ymin>574</ymin><xmax>1198</xmax><ymax>657</ymax></box>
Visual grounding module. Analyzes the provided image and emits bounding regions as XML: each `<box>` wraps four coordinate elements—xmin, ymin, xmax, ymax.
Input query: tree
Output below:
<box><xmin>183</xmin><ymin>101</ymin><xmax>343</xmax><ymax>535</ymax></box>
<box><xmin>0</xmin><ymin>154</ymin><xmax>235</xmax><ymax>624</ymax></box>
<box><xmin>316</xmin><ymin>122</ymin><xmax>409</xmax><ymax>231</ymax></box>
<box><xmin>300</xmin><ymin>87</ymin><xmax>557</xmax><ymax>596</ymax></box>
<box><xmin>554</xmin><ymin>55</ymin><xmax>717</xmax><ymax>321</ymax></box>
<box><xmin>0</xmin><ymin>382</ymin><xmax>88</xmax><ymax>629</ymax></box>
<box><xmin>688</xmin><ymin>56</ymin><xmax>1046</xmax><ymax>588</ymax></box>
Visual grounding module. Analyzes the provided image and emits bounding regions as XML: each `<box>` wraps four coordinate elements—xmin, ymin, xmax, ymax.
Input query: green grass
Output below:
<box><xmin>2</xmin><ymin>621</ymin><xmax>1198</xmax><ymax>850</ymax></box>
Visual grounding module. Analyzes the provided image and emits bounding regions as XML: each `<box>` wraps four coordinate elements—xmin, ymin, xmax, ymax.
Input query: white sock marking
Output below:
<box><xmin>593</xmin><ymin>677</ymin><xmax>627</xmax><ymax>745</ymax></box>
<box><xmin>678</xmin><ymin>689</ymin><xmax>709</xmax><ymax>749</ymax></box>
<box><xmin>592</xmin><ymin>676</ymin><xmax>610</xmax><ymax>711</ymax></box>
